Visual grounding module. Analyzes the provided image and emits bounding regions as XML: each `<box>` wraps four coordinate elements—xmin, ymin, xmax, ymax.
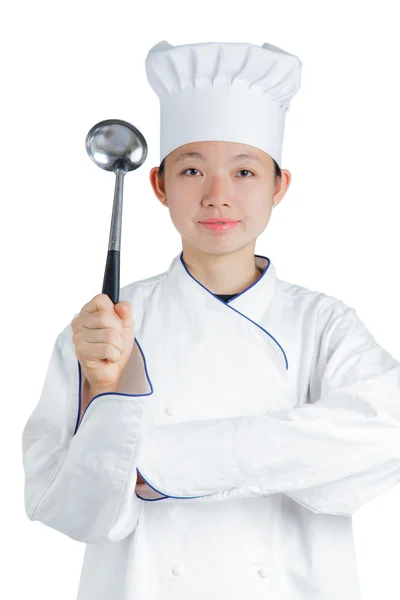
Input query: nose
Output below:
<box><xmin>202</xmin><ymin>173</ymin><xmax>233</xmax><ymax>206</ymax></box>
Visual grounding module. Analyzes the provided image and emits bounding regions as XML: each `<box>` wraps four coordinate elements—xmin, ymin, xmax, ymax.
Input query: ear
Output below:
<box><xmin>149</xmin><ymin>166</ymin><xmax>166</xmax><ymax>201</ymax></box>
<box><xmin>273</xmin><ymin>169</ymin><xmax>291</xmax><ymax>205</ymax></box>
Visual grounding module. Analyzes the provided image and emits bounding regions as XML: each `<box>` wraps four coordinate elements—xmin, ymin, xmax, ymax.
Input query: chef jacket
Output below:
<box><xmin>21</xmin><ymin>251</ymin><xmax>400</xmax><ymax>600</ymax></box>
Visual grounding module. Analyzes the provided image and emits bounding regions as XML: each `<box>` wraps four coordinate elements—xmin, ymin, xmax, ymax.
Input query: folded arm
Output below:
<box><xmin>136</xmin><ymin>305</ymin><xmax>400</xmax><ymax>515</ymax></box>
<box><xmin>22</xmin><ymin>320</ymin><xmax>150</xmax><ymax>543</ymax></box>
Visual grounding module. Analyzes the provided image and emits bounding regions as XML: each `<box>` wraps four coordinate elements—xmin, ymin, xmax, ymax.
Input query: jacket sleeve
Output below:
<box><xmin>135</xmin><ymin>303</ymin><xmax>400</xmax><ymax>515</ymax></box>
<box><xmin>21</xmin><ymin>319</ymin><xmax>153</xmax><ymax>543</ymax></box>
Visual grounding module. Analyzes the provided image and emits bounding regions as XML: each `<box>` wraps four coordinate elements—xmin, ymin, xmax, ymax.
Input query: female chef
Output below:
<box><xmin>22</xmin><ymin>40</ymin><xmax>400</xmax><ymax>600</ymax></box>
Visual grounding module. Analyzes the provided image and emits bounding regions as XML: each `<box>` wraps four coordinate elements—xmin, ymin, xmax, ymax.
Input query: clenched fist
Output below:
<box><xmin>71</xmin><ymin>293</ymin><xmax>135</xmax><ymax>394</ymax></box>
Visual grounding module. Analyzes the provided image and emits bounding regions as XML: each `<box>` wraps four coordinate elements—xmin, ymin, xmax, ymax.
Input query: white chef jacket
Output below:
<box><xmin>21</xmin><ymin>251</ymin><xmax>400</xmax><ymax>600</ymax></box>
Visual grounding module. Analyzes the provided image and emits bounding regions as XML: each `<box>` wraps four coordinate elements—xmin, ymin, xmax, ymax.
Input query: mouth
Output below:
<box><xmin>199</xmin><ymin>221</ymin><xmax>240</xmax><ymax>231</ymax></box>
<box><xmin>199</xmin><ymin>220</ymin><xmax>240</xmax><ymax>224</ymax></box>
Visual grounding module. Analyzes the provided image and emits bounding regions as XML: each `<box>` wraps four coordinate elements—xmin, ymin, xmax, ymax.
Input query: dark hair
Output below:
<box><xmin>157</xmin><ymin>155</ymin><xmax>282</xmax><ymax>180</ymax></box>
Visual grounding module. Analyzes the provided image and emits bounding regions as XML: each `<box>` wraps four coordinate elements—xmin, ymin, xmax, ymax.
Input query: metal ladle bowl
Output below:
<box><xmin>85</xmin><ymin>119</ymin><xmax>148</xmax><ymax>304</ymax></box>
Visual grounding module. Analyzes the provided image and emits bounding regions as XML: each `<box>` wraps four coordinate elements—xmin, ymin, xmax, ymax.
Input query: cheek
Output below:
<box><xmin>168</xmin><ymin>205</ymin><xmax>196</xmax><ymax>231</ymax></box>
<box><xmin>241</xmin><ymin>195</ymin><xmax>270</xmax><ymax>217</ymax></box>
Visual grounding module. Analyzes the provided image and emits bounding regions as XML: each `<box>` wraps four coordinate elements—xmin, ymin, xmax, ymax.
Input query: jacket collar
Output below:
<box><xmin>166</xmin><ymin>250</ymin><xmax>278</xmax><ymax>328</ymax></box>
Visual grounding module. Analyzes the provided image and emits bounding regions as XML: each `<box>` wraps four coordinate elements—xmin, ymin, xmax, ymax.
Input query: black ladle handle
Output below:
<box><xmin>102</xmin><ymin>166</ymin><xmax>125</xmax><ymax>305</ymax></box>
<box><xmin>102</xmin><ymin>249</ymin><xmax>120</xmax><ymax>305</ymax></box>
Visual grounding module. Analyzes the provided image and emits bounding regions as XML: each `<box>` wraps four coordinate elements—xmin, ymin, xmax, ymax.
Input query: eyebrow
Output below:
<box><xmin>173</xmin><ymin>151</ymin><xmax>262</xmax><ymax>164</ymax></box>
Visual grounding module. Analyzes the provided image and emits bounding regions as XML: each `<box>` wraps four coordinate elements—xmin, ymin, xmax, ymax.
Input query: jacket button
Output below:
<box><xmin>172</xmin><ymin>565</ymin><xmax>182</xmax><ymax>576</ymax></box>
<box><xmin>166</xmin><ymin>406</ymin><xmax>178</xmax><ymax>416</ymax></box>
<box><xmin>258</xmin><ymin>567</ymin><xmax>269</xmax><ymax>578</ymax></box>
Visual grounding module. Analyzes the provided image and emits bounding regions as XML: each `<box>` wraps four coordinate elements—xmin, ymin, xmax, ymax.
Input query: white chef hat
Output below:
<box><xmin>144</xmin><ymin>40</ymin><xmax>302</xmax><ymax>168</ymax></box>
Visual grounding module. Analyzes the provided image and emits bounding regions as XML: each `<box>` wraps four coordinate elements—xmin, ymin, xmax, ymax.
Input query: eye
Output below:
<box><xmin>181</xmin><ymin>168</ymin><xmax>255</xmax><ymax>177</ymax></box>
<box><xmin>237</xmin><ymin>169</ymin><xmax>254</xmax><ymax>177</ymax></box>
<box><xmin>182</xmin><ymin>168</ymin><xmax>201</xmax><ymax>176</ymax></box>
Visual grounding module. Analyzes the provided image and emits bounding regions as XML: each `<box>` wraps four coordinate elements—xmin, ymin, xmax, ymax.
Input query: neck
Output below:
<box><xmin>182</xmin><ymin>246</ymin><xmax>265</xmax><ymax>295</ymax></box>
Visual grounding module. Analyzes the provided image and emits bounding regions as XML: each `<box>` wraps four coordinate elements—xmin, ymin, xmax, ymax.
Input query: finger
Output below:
<box><xmin>115</xmin><ymin>301</ymin><xmax>133</xmax><ymax>328</ymax></box>
<box><xmin>75</xmin><ymin>329</ymin><xmax>125</xmax><ymax>354</ymax></box>
<box><xmin>82</xmin><ymin>310</ymin><xmax>122</xmax><ymax>331</ymax></box>
<box><xmin>82</xmin><ymin>341</ymin><xmax>121</xmax><ymax>363</ymax></box>
<box><xmin>82</xmin><ymin>293</ymin><xmax>116</xmax><ymax>314</ymax></box>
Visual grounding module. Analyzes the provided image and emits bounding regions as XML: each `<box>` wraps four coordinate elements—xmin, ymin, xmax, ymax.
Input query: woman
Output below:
<box><xmin>22</xmin><ymin>40</ymin><xmax>400</xmax><ymax>600</ymax></box>
<box><xmin>149</xmin><ymin>140</ymin><xmax>287</xmax><ymax>291</ymax></box>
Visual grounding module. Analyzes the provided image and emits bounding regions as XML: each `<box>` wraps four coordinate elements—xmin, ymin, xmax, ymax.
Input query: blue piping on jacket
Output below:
<box><xmin>135</xmin><ymin>468</ymin><xmax>216</xmax><ymax>501</ymax></box>
<box><xmin>72</xmin><ymin>255</ymin><xmax>289</xmax><ymax>501</ymax></box>
<box><xmin>179</xmin><ymin>251</ymin><xmax>289</xmax><ymax>370</ymax></box>
<box><xmin>73</xmin><ymin>336</ymin><xmax>154</xmax><ymax>436</ymax></box>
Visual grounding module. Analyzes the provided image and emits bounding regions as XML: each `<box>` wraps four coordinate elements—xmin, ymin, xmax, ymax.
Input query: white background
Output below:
<box><xmin>2</xmin><ymin>1</ymin><xmax>399</xmax><ymax>598</ymax></box>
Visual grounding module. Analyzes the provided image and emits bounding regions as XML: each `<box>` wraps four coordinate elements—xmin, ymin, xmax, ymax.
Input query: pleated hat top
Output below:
<box><xmin>145</xmin><ymin>40</ymin><xmax>302</xmax><ymax>167</ymax></box>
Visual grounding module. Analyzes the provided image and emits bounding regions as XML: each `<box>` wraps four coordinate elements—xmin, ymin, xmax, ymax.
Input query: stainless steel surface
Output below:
<box><xmin>86</xmin><ymin>119</ymin><xmax>147</xmax><ymax>174</ymax></box>
<box><xmin>85</xmin><ymin>119</ymin><xmax>147</xmax><ymax>252</ymax></box>
<box><xmin>85</xmin><ymin>119</ymin><xmax>148</xmax><ymax>302</ymax></box>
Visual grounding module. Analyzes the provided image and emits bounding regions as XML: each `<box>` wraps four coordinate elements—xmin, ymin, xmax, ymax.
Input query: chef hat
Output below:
<box><xmin>144</xmin><ymin>40</ymin><xmax>302</xmax><ymax>167</ymax></box>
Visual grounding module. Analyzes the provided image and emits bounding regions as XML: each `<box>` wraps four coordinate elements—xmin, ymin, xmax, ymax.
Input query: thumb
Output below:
<box><xmin>115</xmin><ymin>301</ymin><xmax>133</xmax><ymax>323</ymax></box>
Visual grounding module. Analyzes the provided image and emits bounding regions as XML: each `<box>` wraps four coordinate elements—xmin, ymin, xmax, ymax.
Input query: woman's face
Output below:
<box><xmin>149</xmin><ymin>140</ymin><xmax>291</xmax><ymax>255</ymax></box>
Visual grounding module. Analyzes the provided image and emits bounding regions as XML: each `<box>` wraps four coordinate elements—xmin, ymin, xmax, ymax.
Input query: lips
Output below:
<box><xmin>200</xmin><ymin>221</ymin><xmax>239</xmax><ymax>231</ymax></box>
<box><xmin>200</xmin><ymin>219</ymin><xmax>239</xmax><ymax>224</ymax></box>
